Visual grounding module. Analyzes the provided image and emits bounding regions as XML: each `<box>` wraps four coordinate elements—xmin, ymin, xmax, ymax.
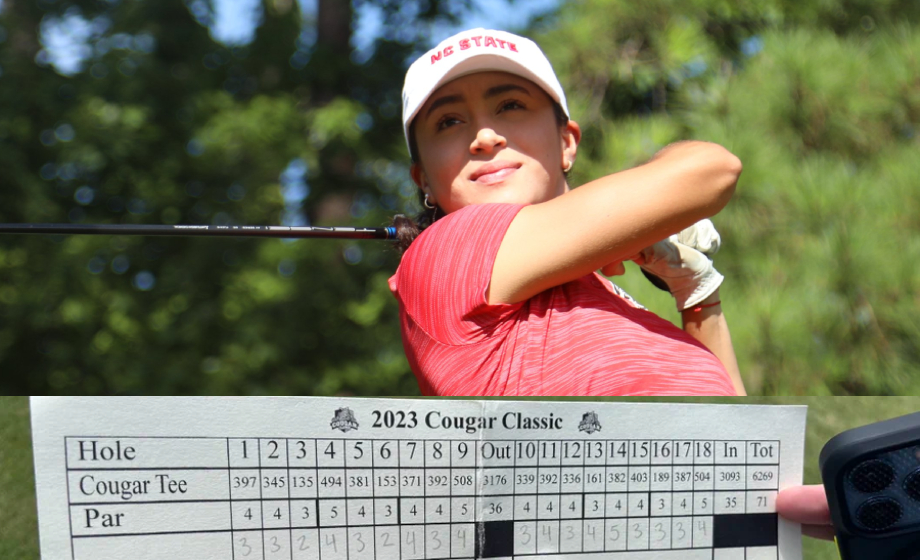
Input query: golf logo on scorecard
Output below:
<box><xmin>578</xmin><ymin>413</ymin><xmax>602</xmax><ymax>435</ymax></box>
<box><xmin>331</xmin><ymin>408</ymin><xmax>360</xmax><ymax>433</ymax></box>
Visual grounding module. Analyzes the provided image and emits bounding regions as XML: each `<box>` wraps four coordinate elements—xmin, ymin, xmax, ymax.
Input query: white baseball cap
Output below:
<box><xmin>401</xmin><ymin>28</ymin><xmax>569</xmax><ymax>152</ymax></box>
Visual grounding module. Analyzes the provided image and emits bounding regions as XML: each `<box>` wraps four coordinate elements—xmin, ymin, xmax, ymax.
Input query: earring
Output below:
<box><xmin>423</xmin><ymin>194</ymin><xmax>436</xmax><ymax>209</ymax></box>
<box><xmin>563</xmin><ymin>160</ymin><xmax>573</xmax><ymax>173</ymax></box>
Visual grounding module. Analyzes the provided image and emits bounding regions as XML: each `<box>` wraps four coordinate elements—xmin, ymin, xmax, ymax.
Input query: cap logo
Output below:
<box><xmin>430</xmin><ymin>35</ymin><xmax>519</xmax><ymax>64</ymax></box>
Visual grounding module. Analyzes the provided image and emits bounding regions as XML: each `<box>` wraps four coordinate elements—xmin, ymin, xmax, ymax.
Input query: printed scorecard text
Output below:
<box><xmin>31</xmin><ymin>398</ymin><xmax>807</xmax><ymax>560</ymax></box>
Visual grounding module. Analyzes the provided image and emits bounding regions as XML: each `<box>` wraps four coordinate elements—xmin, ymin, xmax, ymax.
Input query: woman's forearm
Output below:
<box><xmin>680</xmin><ymin>289</ymin><xmax>746</xmax><ymax>395</ymax></box>
<box><xmin>491</xmin><ymin>141</ymin><xmax>741</xmax><ymax>304</ymax></box>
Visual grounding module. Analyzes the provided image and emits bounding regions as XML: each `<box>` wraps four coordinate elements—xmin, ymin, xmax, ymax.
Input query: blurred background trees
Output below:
<box><xmin>0</xmin><ymin>0</ymin><xmax>917</xmax><ymax>395</ymax></box>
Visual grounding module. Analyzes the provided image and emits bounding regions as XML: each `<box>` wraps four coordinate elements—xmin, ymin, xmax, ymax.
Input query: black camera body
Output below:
<box><xmin>820</xmin><ymin>411</ymin><xmax>920</xmax><ymax>560</ymax></box>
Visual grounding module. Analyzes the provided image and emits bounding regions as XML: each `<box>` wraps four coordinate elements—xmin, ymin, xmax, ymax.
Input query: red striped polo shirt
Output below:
<box><xmin>388</xmin><ymin>203</ymin><xmax>736</xmax><ymax>396</ymax></box>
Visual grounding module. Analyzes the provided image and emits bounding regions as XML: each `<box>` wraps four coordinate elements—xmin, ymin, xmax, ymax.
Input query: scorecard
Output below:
<box><xmin>30</xmin><ymin>397</ymin><xmax>807</xmax><ymax>560</ymax></box>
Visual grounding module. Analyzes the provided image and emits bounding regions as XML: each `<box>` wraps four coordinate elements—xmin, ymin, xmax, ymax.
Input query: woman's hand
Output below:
<box><xmin>776</xmin><ymin>485</ymin><xmax>835</xmax><ymax>541</ymax></box>
<box><xmin>637</xmin><ymin>219</ymin><xmax>724</xmax><ymax>311</ymax></box>
<box><xmin>674</xmin><ymin>217</ymin><xmax>721</xmax><ymax>255</ymax></box>
<box><xmin>600</xmin><ymin>218</ymin><xmax>723</xmax><ymax>298</ymax></box>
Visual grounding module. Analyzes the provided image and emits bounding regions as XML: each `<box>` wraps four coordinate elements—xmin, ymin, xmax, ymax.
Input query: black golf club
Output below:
<box><xmin>0</xmin><ymin>223</ymin><xmax>396</xmax><ymax>240</ymax></box>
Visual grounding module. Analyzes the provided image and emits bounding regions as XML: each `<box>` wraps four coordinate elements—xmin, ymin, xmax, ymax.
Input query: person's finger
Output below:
<box><xmin>776</xmin><ymin>485</ymin><xmax>832</xmax><ymax>525</ymax></box>
<box><xmin>601</xmin><ymin>261</ymin><xmax>626</xmax><ymax>276</ymax></box>
<box><xmin>626</xmin><ymin>253</ymin><xmax>644</xmax><ymax>265</ymax></box>
<box><xmin>801</xmin><ymin>524</ymin><xmax>836</xmax><ymax>541</ymax></box>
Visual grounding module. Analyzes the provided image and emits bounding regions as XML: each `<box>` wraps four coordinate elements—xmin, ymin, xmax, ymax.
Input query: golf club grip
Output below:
<box><xmin>641</xmin><ymin>268</ymin><xmax>671</xmax><ymax>291</ymax></box>
<box><xmin>0</xmin><ymin>223</ymin><xmax>397</xmax><ymax>240</ymax></box>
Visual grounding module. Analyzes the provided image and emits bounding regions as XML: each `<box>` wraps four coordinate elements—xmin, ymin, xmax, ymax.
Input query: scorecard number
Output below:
<box><xmin>371</xmin><ymin>410</ymin><xmax>418</xmax><ymax>429</ymax></box>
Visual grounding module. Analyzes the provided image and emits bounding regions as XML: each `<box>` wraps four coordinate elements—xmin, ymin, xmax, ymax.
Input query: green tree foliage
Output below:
<box><xmin>535</xmin><ymin>0</ymin><xmax>920</xmax><ymax>394</ymax></box>
<box><xmin>0</xmin><ymin>0</ymin><xmax>917</xmax><ymax>395</ymax></box>
<box><xmin>0</xmin><ymin>0</ymin><xmax>472</xmax><ymax>395</ymax></box>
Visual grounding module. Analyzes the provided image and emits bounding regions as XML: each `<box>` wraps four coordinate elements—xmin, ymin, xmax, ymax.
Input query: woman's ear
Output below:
<box><xmin>562</xmin><ymin>120</ymin><xmax>582</xmax><ymax>169</ymax></box>
<box><xmin>410</xmin><ymin>163</ymin><xmax>436</xmax><ymax>205</ymax></box>
<box><xmin>410</xmin><ymin>163</ymin><xmax>426</xmax><ymax>191</ymax></box>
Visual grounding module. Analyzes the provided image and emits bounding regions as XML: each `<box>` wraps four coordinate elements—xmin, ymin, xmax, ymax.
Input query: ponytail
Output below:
<box><xmin>391</xmin><ymin>191</ymin><xmax>444</xmax><ymax>255</ymax></box>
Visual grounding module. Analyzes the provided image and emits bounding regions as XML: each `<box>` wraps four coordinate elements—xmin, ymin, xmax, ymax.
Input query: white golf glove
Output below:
<box><xmin>638</xmin><ymin>219</ymin><xmax>724</xmax><ymax>312</ymax></box>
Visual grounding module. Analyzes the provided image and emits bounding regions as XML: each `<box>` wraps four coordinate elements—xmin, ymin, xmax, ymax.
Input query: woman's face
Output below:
<box><xmin>411</xmin><ymin>71</ymin><xmax>580</xmax><ymax>214</ymax></box>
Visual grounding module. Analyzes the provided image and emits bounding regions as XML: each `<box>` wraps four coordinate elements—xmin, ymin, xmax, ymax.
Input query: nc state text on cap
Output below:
<box><xmin>430</xmin><ymin>35</ymin><xmax>520</xmax><ymax>64</ymax></box>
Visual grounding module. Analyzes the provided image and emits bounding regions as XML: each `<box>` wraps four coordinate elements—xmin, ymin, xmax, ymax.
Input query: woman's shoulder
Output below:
<box><xmin>428</xmin><ymin>202</ymin><xmax>525</xmax><ymax>234</ymax></box>
<box><xmin>405</xmin><ymin>203</ymin><xmax>525</xmax><ymax>260</ymax></box>
<box><xmin>390</xmin><ymin>203</ymin><xmax>527</xmax><ymax>345</ymax></box>
<box><xmin>390</xmin><ymin>203</ymin><xmax>525</xmax><ymax>300</ymax></box>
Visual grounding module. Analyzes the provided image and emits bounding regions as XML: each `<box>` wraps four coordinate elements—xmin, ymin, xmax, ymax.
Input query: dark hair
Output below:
<box><xmin>392</xmin><ymin>100</ymin><xmax>570</xmax><ymax>254</ymax></box>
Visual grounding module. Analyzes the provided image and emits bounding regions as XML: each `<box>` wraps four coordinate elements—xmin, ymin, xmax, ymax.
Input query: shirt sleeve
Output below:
<box><xmin>393</xmin><ymin>203</ymin><xmax>526</xmax><ymax>346</ymax></box>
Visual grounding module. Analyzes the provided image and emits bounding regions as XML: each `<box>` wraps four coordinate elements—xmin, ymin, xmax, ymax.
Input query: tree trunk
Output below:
<box><xmin>311</xmin><ymin>0</ymin><xmax>354</xmax><ymax>106</ymax></box>
<box><xmin>311</xmin><ymin>0</ymin><xmax>359</xmax><ymax>221</ymax></box>
<box><xmin>3</xmin><ymin>0</ymin><xmax>42</xmax><ymax>60</ymax></box>
<box><xmin>317</xmin><ymin>0</ymin><xmax>352</xmax><ymax>53</ymax></box>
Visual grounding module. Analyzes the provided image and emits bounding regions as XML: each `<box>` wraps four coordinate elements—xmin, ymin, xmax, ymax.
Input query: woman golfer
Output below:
<box><xmin>388</xmin><ymin>28</ymin><xmax>746</xmax><ymax>396</ymax></box>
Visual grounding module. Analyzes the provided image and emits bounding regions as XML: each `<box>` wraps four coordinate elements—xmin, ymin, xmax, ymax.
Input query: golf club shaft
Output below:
<box><xmin>0</xmin><ymin>223</ymin><xmax>397</xmax><ymax>240</ymax></box>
